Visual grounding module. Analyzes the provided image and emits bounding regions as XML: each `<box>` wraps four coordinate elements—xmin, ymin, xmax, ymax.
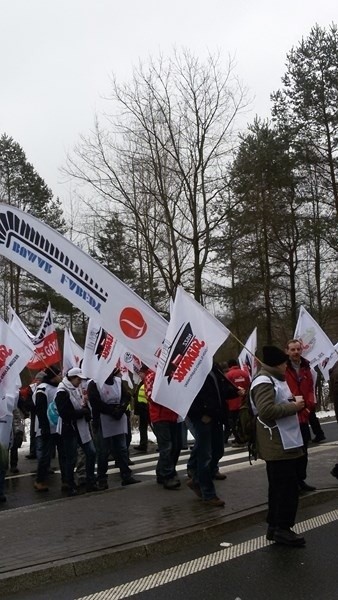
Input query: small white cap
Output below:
<box><xmin>67</xmin><ymin>367</ymin><xmax>87</xmax><ymax>379</ymax></box>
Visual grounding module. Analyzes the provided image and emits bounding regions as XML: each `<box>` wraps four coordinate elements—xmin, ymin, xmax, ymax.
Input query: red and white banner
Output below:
<box><xmin>63</xmin><ymin>328</ymin><xmax>84</xmax><ymax>374</ymax></box>
<box><xmin>0</xmin><ymin>315</ymin><xmax>35</xmax><ymax>418</ymax></box>
<box><xmin>0</xmin><ymin>204</ymin><xmax>167</xmax><ymax>369</ymax></box>
<box><xmin>317</xmin><ymin>342</ymin><xmax>338</xmax><ymax>382</ymax></box>
<box><xmin>82</xmin><ymin>318</ymin><xmax>122</xmax><ymax>386</ymax></box>
<box><xmin>294</xmin><ymin>305</ymin><xmax>336</xmax><ymax>369</ymax></box>
<box><xmin>9</xmin><ymin>303</ymin><xmax>60</xmax><ymax>370</ymax></box>
<box><xmin>152</xmin><ymin>286</ymin><xmax>230</xmax><ymax>418</ymax></box>
<box><xmin>238</xmin><ymin>327</ymin><xmax>257</xmax><ymax>380</ymax></box>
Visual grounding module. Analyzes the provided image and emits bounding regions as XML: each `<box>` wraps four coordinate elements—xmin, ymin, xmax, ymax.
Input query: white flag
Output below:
<box><xmin>0</xmin><ymin>316</ymin><xmax>35</xmax><ymax>416</ymax></box>
<box><xmin>63</xmin><ymin>328</ymin><xmax>84</xmax><ymax>374</ymax></box>
<box><xmin>152</xmin><ymin>286</ymin><xmax>230</xmax><ymax>418</ymax></box>
<box><xmin>82</xmin><ymin>318</ymin><xmax>122</xmax><ymax>386</ymax></box>
<box><xmin>317</xmin><ymin>342</ymin><xmax>338</xmax><ymax>382</ymax></box>
<box><xmin>294</xmin><ymin>305</ymin><xmax>336</xmax><ymax>369</ymax></box>
<box><xmin>117</xmin><ymin>349</ymin><xmax>142</xmax><ymax>387</ymax></box>
<box><xmin>238</xmin><ymin>327</ymin><xmax>257</xmax><ymax>380</ymax></box>
<box><xmin>9</xmin><ymin>303</ymin><xmax>61</xmax><ymax>369</ymax></box>
<box><xmin>0</xmin><ymin>204</ymin><xmax>167</xmax><ymax>369</ymax></box>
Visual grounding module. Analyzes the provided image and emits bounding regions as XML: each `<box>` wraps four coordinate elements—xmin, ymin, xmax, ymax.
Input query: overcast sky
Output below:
<box><xmin>0</xmin><ymin>0</ymin><xmax>337</xmax><ymax>208</ymax></box>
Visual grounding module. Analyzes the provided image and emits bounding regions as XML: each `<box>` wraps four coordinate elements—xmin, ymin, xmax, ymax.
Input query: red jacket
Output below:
<box><xmin>225</xmin><ymin>366</ymin><xmax>250</xmax><ymax>411</ymax></box>
<box><xmin>285</xmin><ymin>358</ymin><xmax>315</xmax><ymax>424</ymax></box>
<box><xmin>144</xmin><ymin>370</ymin><xmax>179</xmax><ymax>423</ymax></box>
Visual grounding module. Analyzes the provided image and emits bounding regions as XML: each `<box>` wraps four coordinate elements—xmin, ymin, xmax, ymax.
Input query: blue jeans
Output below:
<box><xmin>63</xmin><ymin>434</ymin><xmax>96</xmax><ymax>489</ymax></box>
<box><xmin>186</xmin><ymin>418</ymin><xmax>224</xmax><ymax>478</ymax></box>
<box><xmin>152</xmin><ymin>421</ymin><xmax>182</xmax><ymax>482</ymax></box>
<box><xmin>36</xmin><ymin>433</ymin><xmax>67</xmax><ymax>483</ymax></box>
<box><xmin>93</xmin><ymin>427</ymin><xmax>131</xmax><ymax>483</ymax></box>
<box><xmin>187</xmin><ymin>418</ymin><xmax>218</xmax><ymax>500</ymax></box>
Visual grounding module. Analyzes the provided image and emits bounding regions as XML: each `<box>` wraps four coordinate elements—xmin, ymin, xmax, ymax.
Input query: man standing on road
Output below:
<box><xmin>33</xmin><ymin>366</ymin><xmax>65</xmax><ymax>492</ymax></box>
<box><xmin>144</xmin><ymin>368</ymin><xmax>182</xmax><ymax>490</ymax></box>
<box><xmin>329</xmin><ymin>358</ymin><xmax>338</xmax><ymax>479</ymax></box>
<box><xmin>251</xmin><ymin>345</ymin><xmax>306</xmax><ymax>547</ymax></box>
<box><xmin>225</xmin><ymin>358</ymin><xmax>250</xmax><ymax>447</ymax></box>
<box><xmin>133</xmin><ymin>365</ymin><xmax>149</xmax><ymax>453</ymax></box>
<box><xmin>186</xmin><ymin>363</ymin><xmax>238</xmax><ymax>507</ymax></box>
<box><xmin>87</xmin><ymin>368</ymin><xmax>140</xmax><ymax>489</ymax></box>
<box><xmin>55</xmin><ymin>367</ymin><xmax>97</xmax><ymax>496</ymax></box>
<box><xmin>285</xmin><ymin>339</ymin><xmax>316</xmax><ymax>493</ymax></box>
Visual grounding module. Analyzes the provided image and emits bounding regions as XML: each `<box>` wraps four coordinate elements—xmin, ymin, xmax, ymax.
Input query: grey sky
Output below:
<box><xmin>0</xmin><ymin>0</ymin><xmax>337</xmax><ymax>206</ymax></box>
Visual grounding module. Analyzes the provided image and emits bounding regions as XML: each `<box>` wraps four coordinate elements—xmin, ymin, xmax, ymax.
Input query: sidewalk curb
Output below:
<box><xmin>1</xmin><ymin>488</ymin><xmax>338</xmax><ymax>596</ymax></box>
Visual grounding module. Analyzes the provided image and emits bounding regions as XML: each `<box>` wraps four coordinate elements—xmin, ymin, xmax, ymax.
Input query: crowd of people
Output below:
<box><xmin>1</xmin><ymin>339</ymin><xmax>337</xmax><ymax>549</ymax></box>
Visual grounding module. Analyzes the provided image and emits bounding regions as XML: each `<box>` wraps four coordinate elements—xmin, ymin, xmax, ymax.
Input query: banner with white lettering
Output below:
<box><xmin>63</xmin><ymin>328</ymin><xmax>84</xmax><ymax>374</ymax></box>
<box><xmin>9</xmin><ymin>303</ymin><xmax>60</xmax><ymax>369</ymax></box>
<box><xmin>294</xmin><ymin>305</ymin><xmax>336</xmax><ymax>369</ymax></box>
<box><xmin>82</xmin><ymin>318</ymin><xmax>122</xmax><ymax>386</ymax></box>
<box><xmin>0</xmin><ymin>204</ymin><xmax>167</xmax><ymax>369</ymax></box>
<box><xmin>238</xmin><ymin>327</ymin><xmax>257</xmax><ymax>380</ymax></box>
<box><xmin>152</xmin><ymin>286</ymin><xmax>230</xmax><ymax>418</ymax></box>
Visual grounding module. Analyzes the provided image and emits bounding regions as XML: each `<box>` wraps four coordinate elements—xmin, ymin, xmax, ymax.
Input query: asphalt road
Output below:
<box><xmin>8</xmin><ymin>497</ymin><xmax>338</xmax><ymax>600</ymax></box>
<box><xmin>3</xmin><ymin>418</ymin><xmax>337</xmax><ymax>512</ymax></box>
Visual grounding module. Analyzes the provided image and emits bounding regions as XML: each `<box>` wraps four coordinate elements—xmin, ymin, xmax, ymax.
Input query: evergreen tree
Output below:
<box><xmin>271</xmin><ymin>23</ymin><xmax>338</xmax><ymax>218</ymax></box>
<box><xmin>0</xmin><ymin>134</ymin><xmax>68</xmax><ymax>324</ymax></box>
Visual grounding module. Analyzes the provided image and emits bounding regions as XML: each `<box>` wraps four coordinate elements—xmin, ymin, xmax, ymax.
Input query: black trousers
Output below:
<box><xmin>266</xmin><ymin>459</ymin><xmax>299</xmax><ymax>530</ymax></box>
<box><xmin>309</xmin><ymin>410</ymin><xmax>324</xmax><ymax>437</ymax></box>
<box><xmin>296</xmin><ymin>423</ymin><xmax>311</xmax><ymax>482</ymax></box>
<box><xmin>138</xmin><ymin>404</ymin><xmax>149</xmax><ymax>450</ymax></box>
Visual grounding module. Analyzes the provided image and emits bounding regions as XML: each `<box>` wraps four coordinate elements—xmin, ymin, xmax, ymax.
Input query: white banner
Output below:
<box><xmin>63</xmin><ymin>328</ymin><xmax>84</xmax><ymax>374</ymax></box>
<box><xmin>0</xmin><ymin>204</ymin><xmax>167</xmax><ymax>369</ymax></box>
<box><xmin>0</xmin><ymin>316</ymin><xmax>35</xmax><ymax>417</ymax></box>
<box><xmin>294</xmin><ymin>305</ymin><xmax>336</xmax><ymax>369</ymax></box>
<box><xmin>152</xmin><ymin>286</ymin><xmax>230</xmax><ymax>418</ymax></box>
<box><xmin>238</xmin><ymin>327</ymin><xmax>257</xmax><ymax>380</ymax></box>
<box><xmin>82</xmin><ymin>318</ymin><xmax>122</xmax><ymax>386</ymax></box>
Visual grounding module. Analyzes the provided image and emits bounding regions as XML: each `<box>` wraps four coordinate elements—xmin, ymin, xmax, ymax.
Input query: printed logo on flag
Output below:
<box><xmin>101</xmin><ymin>333</ymin><xmax>114</xmax><ymax>360</ymax></box>
<box><xmin>299</xmin><ymin>327</ymin><xmax>316</xmax><ymax>354</ymax></box>
<box><xmin>0</xmin><ymin>345</ymin><xmax>12</xmax><ymax>369</ymax></box>
<box><xmin>119</xmin><ymin>307</ymin><xmax>148</xmax><ymax>339</ymax></box>
<box><xmin>244</xmin><ymin>353</ymin><xmax>252</xmax><ymax>377</ymax></box>
<box><xmin>123</xmin><ymin>352</ymin><xmax>133</xmax><ymax>364</ymax></box>
<box><xmin>161</xmin><ymin>322</ymin><xmax>206</xmax><ymax>385</ymax></box>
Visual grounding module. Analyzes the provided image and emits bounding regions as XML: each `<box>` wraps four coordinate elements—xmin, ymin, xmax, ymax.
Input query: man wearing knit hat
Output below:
<box><xmin>250</xmin><ymin>345</ymin><xmax>306</xmax><ymax>547</ymax></box>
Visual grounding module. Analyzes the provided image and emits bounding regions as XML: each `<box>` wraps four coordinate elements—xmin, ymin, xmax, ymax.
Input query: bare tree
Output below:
<box><xmin>64</xmin><ymin>50</ymin><xmax>248</xmax><ymax>307</ymax></box>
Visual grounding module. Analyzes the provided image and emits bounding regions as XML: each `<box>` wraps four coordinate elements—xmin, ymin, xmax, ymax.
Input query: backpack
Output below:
<box><xmin>235</xmin><ymin>374</ymin><xmax>275</xmax><ymax>464</ymax></box>
<box><xmin>47</xmin><ymin>400</ymin><xmax>59</xmax><ymax>427</ymax></box>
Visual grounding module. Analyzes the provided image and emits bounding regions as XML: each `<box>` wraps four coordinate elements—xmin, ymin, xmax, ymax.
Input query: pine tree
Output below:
<box><xmin>0</xmin><ymin>134</ymin><xmax>68</xmax><ymax>323</ymax></box>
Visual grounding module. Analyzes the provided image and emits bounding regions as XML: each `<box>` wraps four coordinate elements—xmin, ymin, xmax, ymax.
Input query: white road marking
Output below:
<box><xmin>74</xmin><ymin>509</ymin><xmax>338</xmax><ymax>600</ymax></box>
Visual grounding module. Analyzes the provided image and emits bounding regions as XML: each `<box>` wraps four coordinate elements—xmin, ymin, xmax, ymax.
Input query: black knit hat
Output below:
<box><xmin>262</xmin><ymin>345</ymin><xmax>288</xmax><ymax>367</ymax></box>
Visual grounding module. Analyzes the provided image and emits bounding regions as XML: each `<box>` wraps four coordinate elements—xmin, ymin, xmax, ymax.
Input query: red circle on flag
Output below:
<box><xmin>119</xmin><ymin>307</ymin><xmax>148</xmax><ymax>339</ymax></box>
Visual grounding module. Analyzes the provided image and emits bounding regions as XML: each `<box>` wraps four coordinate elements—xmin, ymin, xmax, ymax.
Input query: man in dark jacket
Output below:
<box><xmin>55</xmin><ymin>367</ymin><xmax>97</xmax><ymax>496</ymax></box>
<box><xmin>33</xmin><ymin>366</ymin><xmax>64</xmax><ymax>492</ymax></box>
<box><xmin>329</xmin><ymin>359</ymin><xmax>338</xmax><ymax>479</ymax></box>
<box><xmin>186</xmin><ymin>363</ymin><xmax>238</xmax><ymax>507</ymax></box>
<box><xmin>87</xmin><ymin>369</ymin><xmax>139</xmax><ymax>489</ymax></box>
<box><xmin>251</xmin><ymin>345</ymin><xmax>306</xmax><ymax>547</ymax></box>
